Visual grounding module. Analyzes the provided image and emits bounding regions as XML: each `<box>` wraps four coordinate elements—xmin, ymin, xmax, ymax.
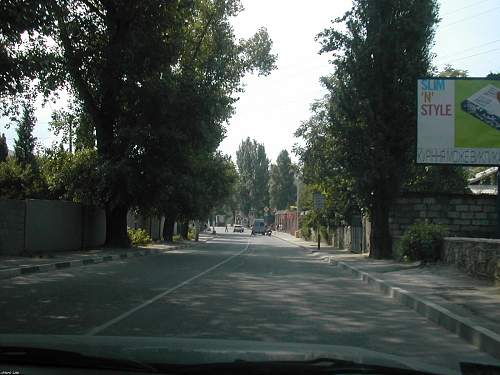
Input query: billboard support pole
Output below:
<box><xmin>497</xmin><ymin>169</ymin><xmax>500</xmax><ymax>239</ymax></box>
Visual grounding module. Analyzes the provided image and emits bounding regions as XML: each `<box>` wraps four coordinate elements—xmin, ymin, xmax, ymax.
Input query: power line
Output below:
<box><xmin>444</xmin><ymin>46</ymin><xmax>500</xmax><ymax>63</ymax></box>
<box><xmin>439</xmin><ymin>38</ymin><xmax>500</xmax><ymax>59</ymax></box>
<box><xmin>441</xmin><ymin>0</ymin><xmax>493</xmax><ymax>16</ymax></box>
<box><xmin>440</xmin><ymin>5</ymin><xmax>500</xmax><ymax>29</ymax></box>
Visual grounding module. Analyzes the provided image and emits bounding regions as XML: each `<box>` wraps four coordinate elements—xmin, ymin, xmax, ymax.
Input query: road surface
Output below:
<box><xmin>1</xmin><ymin>228</ymin><xmax>498</xmax><ymax>370</ymax></box>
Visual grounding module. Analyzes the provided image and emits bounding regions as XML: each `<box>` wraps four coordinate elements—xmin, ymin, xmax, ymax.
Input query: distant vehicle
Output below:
<box><xmin>233</xmin><ymin>225</ymin><xmax>244</xmax><ymax>233</ymax></box>
<box><xmin>251</xmin><ymin>219</ymin><xmax>266</xmax><ymax>235</ymax></box>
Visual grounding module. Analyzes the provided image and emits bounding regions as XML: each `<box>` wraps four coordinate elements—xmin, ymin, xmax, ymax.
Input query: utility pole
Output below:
<box><xmin>296</xmin><ymin>174</ymin><xmax>300</xmax><ymax>234</ymax></box>
<box><xmin>68</xmin><ymin>119</ymin><xmax>73</xmax><ymax>153</ymax></box>
<box><xmin>313</xmin><ymin>192</ymin><xmax>325</xmax><ymax>251</ymax></box>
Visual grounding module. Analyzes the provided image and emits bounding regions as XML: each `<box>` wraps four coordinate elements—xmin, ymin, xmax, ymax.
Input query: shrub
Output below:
<box><xmin>188</xmin><ymin>226</ymin><xmax>196</xmax><ymax>240</ymax></box>
<box><xmin>398</xmin><ymin>221</ymin><xmax>447</xmax><ymax>262</ymax></box>
<box><xmin>128</xmin><ymin>228</ymin><xmax>152</xmax><ymax>246</ymax></box>
<box><xmin>301</xmin><ymin>225</ymin><xmax>312</xmax><ymax>240</ymax></box>
<box><xmin>320</xmin><ymin>226</ymin><xmax>331</xmax><ymax>245</ymax></box>
<box><xmin>172</xmin><ymin>234</ymin><xmax>181</xmax><ymax>242</ymax></box>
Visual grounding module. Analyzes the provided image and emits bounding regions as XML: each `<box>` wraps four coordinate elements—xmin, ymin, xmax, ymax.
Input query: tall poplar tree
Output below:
<box><xmin>318</xmin><ymin>0</ymin><xmax>439</xmax><ymax>258</ymax></box>
<box><xmin>236</xmin><ymin>137</ymin><xmax>270</xmax><ymax>216</ymax></box>
<box><xmin>14</xmin><ymin>103</ymin><xmax>37</xmax><ymax>167</ymax></box>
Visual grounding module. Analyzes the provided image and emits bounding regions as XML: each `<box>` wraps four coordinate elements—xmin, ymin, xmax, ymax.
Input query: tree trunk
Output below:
<box><xmin>180</xmin><ymin>220</ymin><xmax>189</xmax><ymax>240</ymax></box>
<box><xmin>162</xmin><ymin>214</ymin><xmax>175</xmax><ymax>242</ymax></box>
<box><xmin>105</xmin><ymin>205</ymin><xmax>130</xmax><ymax>248</ymax></box>
<box><xmin>369</xmin><ymin>198</ymin><xmax>392</xmax><ymax>259</ymax></box>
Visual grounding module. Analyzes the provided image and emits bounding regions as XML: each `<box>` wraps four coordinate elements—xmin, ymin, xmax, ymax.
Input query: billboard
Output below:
<box><xmin>417</xmin><ymin>78</ymin><xmax>500</xmax><ymax>165</ymax></box>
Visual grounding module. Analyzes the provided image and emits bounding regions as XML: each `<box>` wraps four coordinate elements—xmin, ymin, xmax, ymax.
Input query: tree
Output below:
<box><xmin>159</xmin><ymin>152</ymin><xmax>238</xmax><ymax>241</ymax></box>
<box><xmin>6</xmin><ymin>0</ymin><xmax>276</xmax><ymax>247</ymax></box>
<box><xmin>49</xmin><ymin>98</ymin><xmax>95</xmax><ymax>153</ymax></box>
<box><xmin>269</xmin><ymin>150</ymin><xmax>296</xmax><ymax>210</ymax></box>
<box><xmin>13</xmin><ymin>103</ymin><xmax>37</xmax><ymax>167</ymax></box>
<box><xmin>236</xmin><ymin>137</ymin><xmax>270</xmax><ymax>217</ymax></box>
<box><xmin>294</xmin><ymin>92</ymin><xmax>358</xmax><ymax>225</ymax></box>
<box><xmin>0</xmin><ymin>157</ymin><xmax>48</xmax><ymax>200</ymax></box>
<box><xmin>317</xmin><ymin>0</ymin><xmax>439</xmax><ymax>258</ymax></box>
<box><xmin>438</xmin><ymin>64</ymin><xmax>467</xmax><ymax>78</ymax></box>
<box><xmin>0</xmin><ymin>133</ymin><xmax>8</xmax><ymax>162</ymax></box>
<box><xmin>39</xmin><ymin>148</ymin><xmax>100</xmax><ymax>204</ymax></box>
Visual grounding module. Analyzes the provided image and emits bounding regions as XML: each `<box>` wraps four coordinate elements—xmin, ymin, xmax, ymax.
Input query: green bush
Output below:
<box><xmin>320</xmin><ymin>226</ymin><xmax>331</xmax><ymax>245</ymax></box>
<box><xmin>398</xmin><ymin>221</ymin><xmax>447</xmax><ymax>262</ymax></box>
<box><xmin>127</xmin><ymin>228</ymin><xmax>152</xmax><ymax>246</ymax></box>
<box><xmin>172</xmin><ymin>234</ymin><xmax>181</xmax><ymax>242</ymax></box>
<box><xmin>300</xmin><ymin>225</ymin><xmax>312</xmax><ymax>241</ymax></box>
<box><xmin>188</xmin><ymin>226</ymin><xmax>196</xmax><ymax>240</ymax></box>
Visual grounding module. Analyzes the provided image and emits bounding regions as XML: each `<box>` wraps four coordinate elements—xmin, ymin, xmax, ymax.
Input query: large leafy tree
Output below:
<box><xmin>294</xmin><ymin>92</ymin><xmax>357</xmax><ymax>225</ymax></box>
<box><xmin>159</xmin><ymin>152</ymin><xmax>238</xmax><ymax>241</ymax></box>
<box><xmin>4</xmin><ymin>0</ymin><xmax>276</xmax><ymax>247</ymax></box>
<box><xmin>317</xmin><ymin>0</ymin><xmax>439</xmax><ymax>258</ymax></box>
<box><xmin>236</xmin><ymin>137</ymin><xmax>270</xmax><ymax>217</ymax></box>
<box><xmin>150</xmin><ymin>1</ymin><xmax>276</xmax><ymax>237</ymax></box>
<box><xmin>269</xmin><ymin>150</ymin><xmax>296</xmax><ymax>210</ymax></box>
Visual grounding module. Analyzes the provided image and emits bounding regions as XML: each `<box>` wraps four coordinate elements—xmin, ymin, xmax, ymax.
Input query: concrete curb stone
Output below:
<box><xmin>0</xmin><ymin>237</ymin><xmax>213</xmax><ymax>281</ymax></box>
<box><xmin>273</xmin><ymin>231</ymin><xmax>500</xmax><ymax>360</ymax></box>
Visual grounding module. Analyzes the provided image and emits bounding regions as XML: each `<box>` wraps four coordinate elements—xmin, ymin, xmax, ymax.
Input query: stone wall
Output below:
<box><xmin>390</xmin><ymin>192</ymin><xmax>497</xmax><ymax>239</ymax></box>
<box><xmin>442</xmin><ymin>237</ymin><xmax>500</xmax><ymax>284</ymax></box>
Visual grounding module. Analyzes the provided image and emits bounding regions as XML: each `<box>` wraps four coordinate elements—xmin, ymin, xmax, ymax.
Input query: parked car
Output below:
<box><xmin>233</xmin><ymin>225</ymin><xmax>244</xmax><ymax>233</ymax></box>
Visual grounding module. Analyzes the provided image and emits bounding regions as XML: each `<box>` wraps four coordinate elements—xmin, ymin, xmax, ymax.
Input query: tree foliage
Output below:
<box><xmin>13</xmin><ymin>103</ymin><xmax>37</xmax><ymax>167</ymax></box>
<box><xmin>0</xmin><ymin>157</ymin><xmax>47</xmax><ymax>199</ymax></box>
<box><xmin>2</xmin><ymin>0</ymin><xmax>276</xmax><ymax>246</ymax></box>
<box><xmin>315</xmin><ymin>0</ymin><xmax>439</xmax><ymax>258</ymax></box>
<box><xmin>269</xmin><ymin>150</ymin><xmax>296</xmax><ymax>210</ymax></box>
<box><xmin>236</xmin><ymin>137</ymin><xmax>270</xmax><ymax>216</ymax></box>
<box><xmin>0</xmin><ymin>133</ymin><xmax>8</xmax><ymax>162</ymax></box>
<box><xmin>49</xmin><ymin>98</ymin><xmax>95</xmax><ymax>152</ymax></box>
<box><xmin>39</xmin><ymin>147</ymin><xmax>100</xmax><ymax>204</ymax></box>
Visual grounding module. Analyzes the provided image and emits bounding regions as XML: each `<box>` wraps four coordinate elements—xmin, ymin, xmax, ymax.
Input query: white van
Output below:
<box><xmin>251</xmin><ymin>219</ymin><xmax>266</xmax><ymax>235</ymax></box>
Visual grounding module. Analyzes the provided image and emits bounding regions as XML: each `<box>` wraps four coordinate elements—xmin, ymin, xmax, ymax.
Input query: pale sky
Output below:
<box><xmin>2</xmin><ymin>0</ymin><xmax>500</xmax><ymax>164</ymax></box>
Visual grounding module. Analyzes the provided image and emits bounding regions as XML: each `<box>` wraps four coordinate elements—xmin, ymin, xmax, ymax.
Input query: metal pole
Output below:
<box><xmin>496</xmin><ymin>169</ymin><xmax>500</xmax><ymax>238</ymax></box>
<box><xmin>317</xmin><ymin>223</ymin><xmax>320</xmax><ymax>250</ymax></box>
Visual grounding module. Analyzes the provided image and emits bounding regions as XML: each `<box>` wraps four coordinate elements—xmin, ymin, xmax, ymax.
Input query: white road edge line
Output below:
<box><xmin>85</xmin><ymin>237</ymin><xmax>251</xmax><ymax>336</ymax></box>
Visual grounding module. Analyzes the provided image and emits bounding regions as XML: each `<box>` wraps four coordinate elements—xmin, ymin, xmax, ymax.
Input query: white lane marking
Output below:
<box><xmin>85</xmin><ymin>237</ymin><xmax>251</xmax><ymax>336</ymax></box>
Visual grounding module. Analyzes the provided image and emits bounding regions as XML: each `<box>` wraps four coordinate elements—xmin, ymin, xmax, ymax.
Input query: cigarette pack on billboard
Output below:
<box><xmin>460</xmin><ymin>84</ymin><xmax>500</xmax><ymax>130</ymax></box>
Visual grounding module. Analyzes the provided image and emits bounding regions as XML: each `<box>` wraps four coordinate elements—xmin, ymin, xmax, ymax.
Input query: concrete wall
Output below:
<box><xmin>0</xmin><ymin>200</ymin><xmax>26</xmax><ymax>255</ymax></box>
<box><xmin>442</xmin><ymin>237</ymin><xmax>500</xmax><ymax>284</ymax></box>
<box><xmin>390</xmin><ymin>192</ymin><xmax>497</xmax><ymax>239</ymax></box>
<box><xmin>0</xmin><ymin>199</ymin><xmax>105</xmax><ymax>255</ymax></box>
<box><xmin>26</xmin><ymin>200</ymin><xmax>82</xmax><ymax>252</ymax></box>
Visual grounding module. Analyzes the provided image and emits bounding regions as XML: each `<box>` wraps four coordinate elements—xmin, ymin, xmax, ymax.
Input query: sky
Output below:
<box><xmin>2</xmin><ymin>0</ymin><xmax>500</xmax><ymax>164</ymax></box>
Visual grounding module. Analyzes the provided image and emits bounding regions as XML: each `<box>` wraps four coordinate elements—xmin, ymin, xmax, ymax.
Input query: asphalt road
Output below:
<box><xmin>1</xmin><ymin>228</ymin><xmax>498</xmax><ymax>370</ymax></box>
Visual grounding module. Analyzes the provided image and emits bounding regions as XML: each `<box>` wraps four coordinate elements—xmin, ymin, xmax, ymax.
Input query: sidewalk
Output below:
<box><xmin>0</xmin><ymin>233</ymin><xmax>213</xmax><ymax>280</ymax></box>
<box><xmin>273</xmin><ymin>230</ymin><xmax>500</xmax><ymax>359</ymax></box>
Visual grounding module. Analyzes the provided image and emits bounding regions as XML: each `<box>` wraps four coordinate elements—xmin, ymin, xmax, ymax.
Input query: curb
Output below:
<box><xmin>0</xmin><ymin>237</ymin><xmax>213</xmax><ymax>281</ymax></box>
<box><xmin>337</xmin><ymin>261</ymin><xmax>500</xmax><ymax>360</ymax></box>
<box><xmin>273</xmin><ymin>232</ymin><xmax>500</xmax><ymax>360</ymax></box>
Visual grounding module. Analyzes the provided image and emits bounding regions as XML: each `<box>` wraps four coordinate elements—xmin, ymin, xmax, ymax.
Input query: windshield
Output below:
<box><xmin>1</xmin><ymin>1</ymin><xmax>500</xmax><ymax>374</ymax></box>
